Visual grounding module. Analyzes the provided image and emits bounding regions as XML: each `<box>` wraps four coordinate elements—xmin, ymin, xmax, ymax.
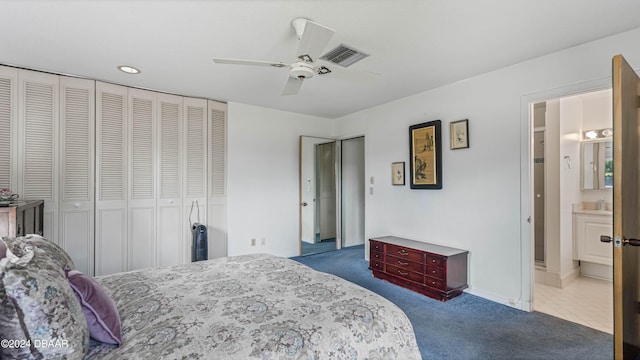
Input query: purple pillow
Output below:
<box><xmin>66</xmin><ymin>270</ymin><xmax>122</xmax><ymax>345</ymax></box>
<box><xmin>0</xmin><ymin>239</ymin><xmax>6</xmax><ymax>259</ymax></box>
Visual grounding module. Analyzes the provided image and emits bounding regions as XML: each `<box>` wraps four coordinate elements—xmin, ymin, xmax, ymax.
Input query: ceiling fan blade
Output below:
<box><xmin>316</xmin><ymin>64</ymin><xmax>379</xmax><ymax>81</ymax></box>
<box><xmin>296</xmin><ymin>20</ymin><xmax>335</xmax><ymax>62</ymax></box>
<box><xmin>212</xmin><ymin>58</ymin><xmax>288</xmax><ymax>68</ymax></box>
<box><xmin>282</xmin><ymin>77</ymin><xmax>303</xmax><ymax>96</ymax></box>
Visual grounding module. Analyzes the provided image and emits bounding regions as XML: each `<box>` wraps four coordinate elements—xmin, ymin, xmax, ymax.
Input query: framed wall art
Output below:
<box><xmin>409</xmin><ymin>120</ymin><xmax>442</xmax><ymax>189</ymax></box>
<box><xmin>392</xmin><ymin>161</ymin><xmax>405</xmax><ymax>185</ymax></box>
<box><xmin>450</xmin><ymin>119</ymin><xmax>469</xmax><ymax>150</ymax></box>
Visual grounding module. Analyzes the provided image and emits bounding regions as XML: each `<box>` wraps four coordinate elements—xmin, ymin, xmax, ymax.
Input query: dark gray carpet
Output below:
<box><xmin>291</xmin><ymin>245</ymin><xmax>613</xmax><ymax>360</ymax></box>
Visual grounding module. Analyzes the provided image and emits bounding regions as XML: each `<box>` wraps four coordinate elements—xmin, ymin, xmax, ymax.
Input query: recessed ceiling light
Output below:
<box><xmin>117</xmin><ymin>65</ymin><xmax>140</xmax><ymax>74</ymax></box>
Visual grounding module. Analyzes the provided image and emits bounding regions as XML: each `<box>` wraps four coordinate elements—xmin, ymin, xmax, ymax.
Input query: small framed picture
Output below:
<box><xmin>392</xmin><ymin>162</ymin><xmax>405</xmax><ymax>185</ymax></box>
<box><xmin>450</xmin><ymin>119</ymin><xmax>469</xmax><ymax>150</ymax></box>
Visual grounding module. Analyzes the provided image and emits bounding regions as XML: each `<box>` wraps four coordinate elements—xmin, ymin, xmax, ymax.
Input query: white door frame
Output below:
<box><xmin>519</xmin><ymin>77</ymin><xmax>611</xmax><ymax>311</ymax></box>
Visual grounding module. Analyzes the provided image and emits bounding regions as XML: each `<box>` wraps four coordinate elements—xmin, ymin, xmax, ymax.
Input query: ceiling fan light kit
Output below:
<box><xmin>289</xmin><ymin>62</ymin><xmax>315</xmax><ymax>80</ymax></box>
<box><xmin>212</xmin><ymin>16</ymin><xmax>375</xmax><ymax>95</ymax></box>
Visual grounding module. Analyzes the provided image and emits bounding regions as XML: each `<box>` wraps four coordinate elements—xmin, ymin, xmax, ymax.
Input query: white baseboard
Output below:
<box><xmin>464</xmin><ymin>287</ymin><xmax>529</xmax><ymax>311</ymax></box>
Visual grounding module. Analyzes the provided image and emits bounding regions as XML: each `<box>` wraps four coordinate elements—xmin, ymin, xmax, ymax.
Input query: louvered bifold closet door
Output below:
<box><xmin>157</xmin><ymin>93</ymin><xmax>183</xmax><ymax>267</ymax></box>
<box><xmin>207</xmin><ymin>100</ymin><xmax>228</xmax><ymax>258</ymax></box>
<box><xmin>18</xmin><ymin>69</ymin><xmax>59</xmax><ymax>243</ymax></box>
<box><xmin>0</xmin><ymin>66</ymin><xmax>17</xmax><ymax>192</ymax></box>
<box><xmin>128</xmin><ymin>88</ymin><xmax>156</xmax><ymax>271</ymax></box>
<box><xmin>59</xmin><ymin>77</ymin><xmax>95</xmax><ymax>275</ymax></box>
<box><xmin>95</xmin><ymin>82</ymin><xmax>128</xmax><ymax>276</ymax></box>
<box><xmin>183</xmin><ymin>97</ymin><xmax>207</xmax><ymax>263</ymax></box>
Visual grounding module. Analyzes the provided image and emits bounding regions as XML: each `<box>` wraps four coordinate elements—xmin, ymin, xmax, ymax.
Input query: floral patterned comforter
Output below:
<box><xmin>86</xmin><ymin>253</ymin><xmax>421</xmax><ymax>359</ymax></box>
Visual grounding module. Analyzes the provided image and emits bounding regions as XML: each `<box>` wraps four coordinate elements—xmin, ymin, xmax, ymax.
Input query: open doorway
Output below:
<box><xmin>531</xmin><ymin>89</ymin><xmax>613</xmax><ymax>334</ymax></box>
<box><xmin>299</xmin><ymin>136</ymin><xmax>365</xmax><ymax>256</ymax></box>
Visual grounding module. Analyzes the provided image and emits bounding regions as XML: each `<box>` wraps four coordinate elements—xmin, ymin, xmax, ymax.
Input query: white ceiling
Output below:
<box><xmin>2</xmin><ymin>0</ymin><xmax>640</xmax><ymax>119</ymax></box>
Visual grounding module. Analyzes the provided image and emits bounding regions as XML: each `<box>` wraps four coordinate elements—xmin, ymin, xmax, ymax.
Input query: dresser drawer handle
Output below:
<box><xmin>397</xmin><ymin>270</ymin><xmax>409</xmax><ymax>276</ymax></box>
<box><xmin>432</xmin><ymin>259</ymin><xmax>436</xmax><ymax>263</ymax></box>
<box><xmin>398</xmin><ymin>260</ymin><xmax>408</xmax><ymax>266</ymax></box>
<box><xmin>431</xmin><ymin>281</ymin><xmax>436</xmax><ymax>285</ymax></box>
<box><xmin>398</xmin><ymin>250</ymin><xmax>409</xmax><ymax>256</ymax></box>
<box><xmin>432</xmin><ymin>270</ymin><xmax>436</xmax><ymax>274</ymax></box>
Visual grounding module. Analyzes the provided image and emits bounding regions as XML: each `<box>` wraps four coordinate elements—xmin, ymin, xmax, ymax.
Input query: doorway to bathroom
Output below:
<box><xmin>531</xmin><ymin>88</ymin><xmax>613</xmax><ymax>334</ymax></box>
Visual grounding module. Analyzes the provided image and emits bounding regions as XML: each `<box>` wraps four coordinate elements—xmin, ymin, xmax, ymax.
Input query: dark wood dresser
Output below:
<box><xmin>0</xmin><ymin>200</ymin><xmax>45</xmax><ymax>238</ymax></box>
<box><xmin>370</xmin><ymin>236</ymin><xmax>468</xmax><ymax>301</ymax></box>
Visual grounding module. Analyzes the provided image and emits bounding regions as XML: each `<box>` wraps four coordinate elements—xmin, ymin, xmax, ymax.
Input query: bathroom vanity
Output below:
<box><xmin>573</xmin><ymin>202</ymin><xmax>612</xmax><ymax>278</ymax></box>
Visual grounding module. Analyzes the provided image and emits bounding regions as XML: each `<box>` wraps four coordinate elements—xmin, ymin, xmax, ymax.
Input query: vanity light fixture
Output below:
<box><xmin>117</xmin><ymin>65</ymin><xmax>141</xmax><ymax>74</ymax></box>
<box><xmin>582</xmin><ymin>128</ymin><xmax>612</xmax><ymax>140</ymax></box>
<box><xmin>584</xmin><ymin>130</ymin><xmax>598</xmax><ymax>139</ymax></box>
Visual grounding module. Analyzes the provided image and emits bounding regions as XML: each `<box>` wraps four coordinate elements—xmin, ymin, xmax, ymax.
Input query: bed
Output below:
<box><xmin>1</xmin><ymin>236</ymin><xmax>421</xmax><ymax>359</ymax></box>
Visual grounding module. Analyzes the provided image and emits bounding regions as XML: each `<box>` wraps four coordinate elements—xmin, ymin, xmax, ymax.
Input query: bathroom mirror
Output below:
<box><xmin>581</xmin><ymin>141</ymin><xmax>613</xmax><ymax>190</ymax></box>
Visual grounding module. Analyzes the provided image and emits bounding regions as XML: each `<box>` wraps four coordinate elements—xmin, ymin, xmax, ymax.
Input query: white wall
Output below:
<box><xmin>545</xmin><ymin>100</ymin><xmax>561</xmax><ymax>277</ymax></box>
<box><xmin>559</xmin><ymin>97</ymin><xmax>582</xmax><ymax>278</ymax></box>
<box><xmin>332</xmin><ymin>27</ymin><xmax>640</xmax><ymax>307</ymax></box>
<box><xmin>226</xmin><ymin>102</ymin><xmax>332</xmax><ymax>257</ymax></box>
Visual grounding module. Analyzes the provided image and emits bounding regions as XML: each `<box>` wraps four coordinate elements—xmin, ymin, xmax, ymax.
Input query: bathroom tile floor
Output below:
<box><xmin>534</xmin><ymin>276</ymin><xmax>613</xmax><ymax>334</ymax></box>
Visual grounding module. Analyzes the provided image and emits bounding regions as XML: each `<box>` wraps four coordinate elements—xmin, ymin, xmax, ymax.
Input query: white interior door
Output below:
<box><xmin>183</xmin><ymin>97</ymin><xmax>208</xmax><ymax>263</ymax></box>
<box><xmin>157</xmin><ymin>93</ymin><xmax>183</xmax><ymax>267</ymax></box>
<box><xmin>18</xmin><ymin>69</ymin><xmax>59</xmax><ymax>244</ymax></box>
<box><xmin>59</xmin><ymin>76</ymin><xmax>95</xmax><ymax>275</ymax></box>
<box><xmin>341</xmin><ymin>136</ymin><xmax>365</xmax><ymax>247</ymax></box>
<box><xmin>207</xmin><ymin>100</ymin><xmax>227</xmax><ymax>260</ymax></box>
<box><xmin>0</xmin><ymin>65</ymin><xmax>17</xmax><ymax>192</ymax></box>
<box><xmin>95</xmin><ymin>82</ymin><xmax>128</xmax><ymax>276</ymax></box>
<box><xmin>128</xmin><ymin>88</ymin><xmax>156</xmax><ymax>271</ymax></box>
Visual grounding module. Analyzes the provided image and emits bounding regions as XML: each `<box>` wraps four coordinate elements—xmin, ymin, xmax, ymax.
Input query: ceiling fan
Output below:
<box><xmin>213</xmin><ymin>17</ymin><xmax>373</xmax><ymax>95</ymax></box>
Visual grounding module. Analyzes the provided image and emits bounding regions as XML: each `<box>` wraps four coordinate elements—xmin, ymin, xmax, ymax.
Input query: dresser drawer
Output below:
<box><xmin>425</xmin><ymin>254</ymin><xmax>444</xmax><ymax>268</ymax></box>
<box><xmin>386</xmin><ymin>264</ymin><xmax>423</xmax><ymax>283</ymax></box>
<box><xmin>370</xmin><ymin>240</ymin><xmax>384</xmax><ymax>253</ymax></box>
<box><xmin>370</xmin><ymin>259</ymin><xmax>384</xmax><ymax>271</ymax></box>
<box><xmin>424</xmin><ymin>277</ymin><xmax>446</xmax><ymax>290</ymax></box>
<box><xmin>370</xmin><ymin>250</ymin><xmax>383</xmax><ymax>261</ymax></box>
<box><xmin>387</xmin><ymin>244</ymin><xmax>424</xmax><ymax>263</ymax></box>
<box><xmin>425</xmin><ymin>265</ymin><xmax>444</xmax><ymax>280</ymax></box>
<box><xmin>385</xmin><ymin>255</ymin><xmax>423</xmax><ymax>273</ymax></box>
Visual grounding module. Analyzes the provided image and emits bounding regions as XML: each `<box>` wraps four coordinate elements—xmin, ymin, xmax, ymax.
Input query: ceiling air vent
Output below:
<box><xmin>320</xmin><ymin>44</ymin><xmax>369</xmax><ymax>67</ymax></box>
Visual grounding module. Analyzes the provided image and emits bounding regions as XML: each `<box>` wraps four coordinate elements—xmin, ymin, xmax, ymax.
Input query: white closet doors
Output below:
<box><xmin>0</xmin><ymin>66</ymin><xmax>17</xmax><ymax>192</ymax></box>
<box><xmin>128</xmin><ymin>88</ymin><xmax>156</xmax><ymax>271</ymax></box>
<box><xmin>208</xmin><ymin>100</ymin><xmax>227</xmax><ymax>259</ymax></box>
<box><xmin>0</xmin><ymin>66</ymin><xmax>95</xmax><ymax>274</ymax></box>
<box><xmin>95</xmin><ymin>82</ymin><xmax>128</xmax><ymax>275</ymax></box>
<box><xmin>18</xmin><ymin>70</ymin><xmax>59</xmax><ymax>244</ymax></box>
<box><xmin>59</xmin><ymin>77</ymin><xmax>95</xmax><ymax>274</ymax></box>
<box><xmin>0</xmin><ymin>66</ymin><xmax>227</xmax><ymax>276</ymax></box>
<box><xmin>95</xmin><ymin>82</ymin><xmax>226</xmax><ymax>274</ymax></box>
<box><xmin>157</xmin><ymin>93</ymin><xmax>184</xmax><ymax>267</ymax></box>
<box><xmin>183</xmin><ymin>97</ymin><xmax>208</xmax><ymax>263</ymax></box>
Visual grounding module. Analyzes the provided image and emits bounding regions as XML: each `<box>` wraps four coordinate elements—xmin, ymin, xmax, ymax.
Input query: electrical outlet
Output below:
<box><xmin>251</xmin><ymin>238</ymin><xmax>256</xmax><ymax>246</ymax></box>
<box><xmin>261</xmin><ymin>237</ymin><xmax>266</xmax><ymax>245</ymax></box>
